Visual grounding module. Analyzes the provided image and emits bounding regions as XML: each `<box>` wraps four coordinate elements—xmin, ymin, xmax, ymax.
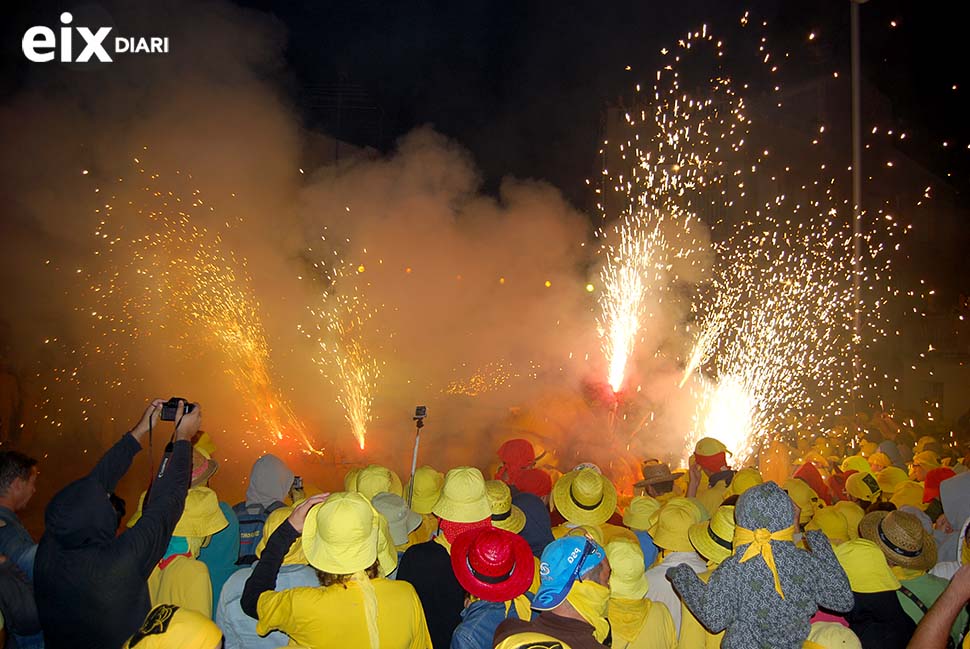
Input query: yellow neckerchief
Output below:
<box><xmin>565</xmin><ymin>581</ymin><xmax>611</xmax><ymax>642</ymax></box>
<box><xmin>733</xmin><ymin>524</ymin><xmax>795</xmax><ymax>599</ymax></box>
<box><xmin>891</xmin><ymin>565</ymin><xmax>927</xmax><ymax>582</ymax></box>
<box><xmin>469</xmin><ymin>593</ymin><xmax>533</xmax><ymax>623</ymax></box>
<box><xmin>607</xmin><ymin>597</ymin><xmax>649</xmax><ymax>643</ymax></box>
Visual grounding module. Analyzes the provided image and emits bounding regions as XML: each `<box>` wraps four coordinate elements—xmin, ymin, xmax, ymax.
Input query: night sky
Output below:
<box><xmin>4</xmin><ymin>0</ymin><xmax>969</xmax><ymax>206</ymax></box>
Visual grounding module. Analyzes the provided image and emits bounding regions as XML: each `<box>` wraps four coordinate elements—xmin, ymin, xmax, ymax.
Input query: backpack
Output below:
<box><xmin>233</xmin><ymin>500</ymin><xmax>285</xmax><ymax>565</ymax></box>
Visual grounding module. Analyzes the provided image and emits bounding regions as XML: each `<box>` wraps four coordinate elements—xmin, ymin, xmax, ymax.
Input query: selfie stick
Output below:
<box><xmin>407</xmin><ymin>408</ymin><xmax>426</xmax><ymax>508</ymax></box>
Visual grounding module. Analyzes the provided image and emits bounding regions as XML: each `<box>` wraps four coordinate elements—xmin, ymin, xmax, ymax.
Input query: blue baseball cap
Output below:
<box><xmin>532</xmin><ymin>535</ymin><xmax>606</xmax><ymax>610</ymax></box>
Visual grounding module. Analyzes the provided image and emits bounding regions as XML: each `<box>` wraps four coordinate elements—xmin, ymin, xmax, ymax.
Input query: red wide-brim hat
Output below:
<box><xmin>450</xmin><ymin>527</ymin><xmax>535</xmax><ymax>603</ymax></box>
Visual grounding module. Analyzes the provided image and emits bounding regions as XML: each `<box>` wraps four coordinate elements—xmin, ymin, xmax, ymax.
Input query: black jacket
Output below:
<box><xmin>396</xmin><ymin>540</ymin><xmax>465</xmax><ymax>649</ymax></box>
<box><xmin>844</xmin><ymin>590</ymin><xmax>917</xmax><ymax>649</ymax></box>
<box><xmin>34</xmin><ymin>433</ymin><xmax>191</xmax><ymax>649</ymax></box>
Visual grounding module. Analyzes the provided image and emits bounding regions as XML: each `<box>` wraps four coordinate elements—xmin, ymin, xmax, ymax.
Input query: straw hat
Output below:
<box><xmin>688</xmin><ymin>504</ymin><xmax>736</xmax><ymax>564</ymax></box>
<box><xmin>840</xmin><ymin>455</ymin><xmax>872</xmax><ymax>474</ymax></box>
<box><xmin>485</xmin><ymin>480</ymin><xmax>526</xmax><ymax>534</ymax></box>
<box><xmin>606</xmin><ymin>539</ymin><xmax>649</xmax><ymax>599</ymax></box>
<box><xmin>833</xmin><ymin>539</ymin><xmax>901</xmax><ymax>593</ymax></box>
<box><xmin>649</xmin><ymin>497</ymin><xmax>703</xmax><ymax>552</ymax></box>
<box><xmin>406</xmin><ymin>465</ymin><xmax>444</xmax><ymax>515</ymax></box>
<box><xmin>805</xmin><ymin>507</ymin><xmax>849</xmax><ymax>544</ymax></box>
<box><xmin>727</xmin><ymin>468</ymin><xmax>763</xmax><ymax>498</ymax></box>
<box><xmin>189</xmin><ymin>447</ymin><xmax>219</xmax><ymax>488</ymax></box>
<box><xmin>256</xmin><ymin>506</ymin><xmax>306</xmax><ymax>565</ymax></box>
<box><xmin>859</xmin><ymin>510</ymin><xmax>937</xmax><ymax>571</ymax></box>
<box><xmin>371</xmin><ymin>492</ymin><xmax>423</xmax><ymax>546</ymax></box>
<box><xmin>634</xmin><ymin>460</ymin><xmax>674</xmax><ymax>489</ymax></box>
<box><xmin>552</xmin><ymin>468</ymin><xmax>618</xmax><ymax>527</ymax></box>
<box><xmin>355</xmin><ymin>465</ymin><xmax>404</xmax><ymax>501</ymax></box>
<box><xmin>832</xmin><ymin>501</ymin><xmax>865</xmax><ymax>540</ymax></box>
<box><xmin>450</xmin><ymin>527</ymin><xmax>534</xmax><ymax>603</ymax></box>
<box><xmin>302</xmin><ymin>492</ymin><xmax>379</xmax><ymax>573</ymax></box>
<box><xmin>876</xmin><ymin>467</ymin><xmax>909</xmax><ymax>495</ymax></box>
<box><xmin>622</xmin><ymin>496</ymin><xmax>661</xmax><ymax>531</ymax></box>
<box><xmin>804</xmin><ymin>622</ymin><xmax>862</xmax><ymax>649</ymax></box>
<box><xmin>433</xmin><ymin>467</ymin><xmax>492</xmax><ymax>523</ymax></box>
<box><xmin>783</xmin><ymin>478</ymin><xmax>819</xmax><ymax>524</ymax></box>
<box><xmin>174</xmin><ymin>487</ymin><xmax>229</xmax><ymax>538</ymax></box>
<box><xmin>845</xmin><ymin>472</ymin><xmax>881</xmax><ymax>503</ymax></box>
<box><xmin>890</xmin><ymin>481</ymin><xmax>926</xmax><ymax>510</ymax></box>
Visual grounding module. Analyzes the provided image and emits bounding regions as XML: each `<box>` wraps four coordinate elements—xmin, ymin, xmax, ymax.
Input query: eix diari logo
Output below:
<box><xmin>22</xmin><ymin>12</ymin><xmax>169</xmax><ymax>63</ymax></box>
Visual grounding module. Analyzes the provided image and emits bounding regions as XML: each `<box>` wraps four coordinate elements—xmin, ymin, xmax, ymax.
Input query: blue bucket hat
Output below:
<box><xmin>532</xmin><ymin>535</ymin><xmax>606</xmax><ymax>611</ymax></box>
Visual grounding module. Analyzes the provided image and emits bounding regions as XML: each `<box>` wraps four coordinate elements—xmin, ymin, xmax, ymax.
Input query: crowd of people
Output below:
<box><xmin>1</xmin><ymin>398</ymin><xmax>970</xmax><ymax>649</ymax></box>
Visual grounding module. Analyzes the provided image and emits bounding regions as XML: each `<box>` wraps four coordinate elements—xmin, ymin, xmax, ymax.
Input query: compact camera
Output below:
<box><xmin>160</xmin><ymin>397</ymin><xmax>195</xmax><ymax>421</ymax></box>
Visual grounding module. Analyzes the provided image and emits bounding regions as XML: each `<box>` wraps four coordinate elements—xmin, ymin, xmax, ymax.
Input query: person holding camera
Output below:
<box><xmin>33</xmin><ymin>398</ymin><xmax>200</xmax><ymax>649</ymax></box>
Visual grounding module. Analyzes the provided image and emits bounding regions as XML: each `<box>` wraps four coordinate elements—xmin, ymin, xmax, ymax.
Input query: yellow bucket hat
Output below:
<box><xmin>302</xmin><ymin>492</ymin><xmax>379</xmax><ymax>573</ymax></box>
<box><xmin>912</xmin><ymin>451</ymin><xmax>941</xmax><ymax>470</ymax></box>
<box><xmin>867</xmin><ymin>452</ymin><xmax>892</xmax><ymax>473</ymax></box>
<box><xmin>845</xmin><ymin>472</ymin><xmax>881</xmax><ymax>503</ymax></box>
<box><xmin>840</xmin><ymin>455</ymin><xmax>872</xmax><ymax>474</ymax></box>
<box><xmin>256</xmin><ymin>506</ymin><xmax>306</xmax><ymax>565</ymax></box>
<box><xmin>833</xmin><ymin>539</ymin><xmax>901</xmax><ymax>593</ymax></box>
<box><xmin>355</xmin><ymin>465</ymin><xmax>404</xmax><ymax>501</ymax></box>
<box><xmin>606</xmin><ymin>539</ymin><xmax>649</xmax><ymax>599</ymax></box>
<box><xmin>783</xmin><ymin>478</ymin><xmax>819</xmax><ymax>525</ymax></box>
<box><xmin>343</xmin><ymin>468</ymin><xmax>361</xmax><ymax>492</ymax></box>
<box><xmin>406</xmin><ymin>465</ymin><xmax>444</xmax><ymax>515</ymax></box>
<box><xmin>433</xmin><ymin>467</ymin><xmax>492</xmax><ymax>523</ymax></box>
<box><xmin>174</xmin><ymin>487</ymin><xmax>229</xmax><ymax>539</ymax></box>
<box><xmin>805</xmin><ymin>507</ymin><xmax>849</xmax><ymax>544</ymax></box>
<box><xmin>688</xmin><ymin>504</ymin><xmax>736</xmax><ymax>564</ymax></box>
<box><xmin>552</xmin><ymin>469</ymin><xmax>618</xmax><ymax>527</ymax></box>
<box><xmin>803</xmin><ymin>621</ymin><xmax>862</xmax><ymax>649</ymax></box>
<box><xmin>832</xmin><ymin>501</ymin><xmax>865</xmax><ymax>540</ymax></box>
<box><xmin>192</xmin><ymin>431</ymin><xmax>217</xmax><ymax>457</ymax></box>
<box><xmin>122</xmin><ymin>604</ymin><xmax>223</xmax><ymax>649</ymax></box>
<box><xmin>876</xmin><ymin>467</ymin><xmax>909</xmax><ymax>495</ymax></box>
<box><xmin>649</xmin><ymin>497</ymin><xmax>703</xmax><ymax>552</ymax></box>
<box><xmin>859</xmin><ymin>441</ymin><xmax>878</xmax><ymax>458</ymax></box>
<box><xmin>889</xmin><ymin>481</ymin><xmax>925</xmax><ymax>510</ymax></box>
<box><xmin>694</xmin><ymin>437</ymin><xmax>729</xmax><ymax>456</ymax></box>
<box><xmin>727</xmin><ymin>468</ymin><xmax>764</xmax><ymax>498</ymax></box>
<box><xmin>622</xmin><ymin>496</ymin><xmax>661</xmax><ymax>531</ymax></box>
<box><xmin>914</xmin><ymin>436</ymin><xmax>937</xmax><ymax>454</ymax></box>
<box><xmin>485</xmin><ymin>480</ymin><xmax>526</xmax><ymax>534</ymax></box>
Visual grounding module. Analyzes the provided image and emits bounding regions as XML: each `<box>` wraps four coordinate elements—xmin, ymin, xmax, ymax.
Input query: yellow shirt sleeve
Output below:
<box><xmin>255</xmin><ymin>589</ymin><xmax>296</xmax><ymax>638</ymax></box>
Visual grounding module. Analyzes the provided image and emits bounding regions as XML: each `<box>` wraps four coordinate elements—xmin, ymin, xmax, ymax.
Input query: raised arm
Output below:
<box><xmin>907</xmin><ymin>565</ymin><xmax>970</xmax><ymax>649</ymax></box>
<box><xmin>89</xmin><ymin>399</ymin><xmax>164</xmax><ymax>492</ymax></box>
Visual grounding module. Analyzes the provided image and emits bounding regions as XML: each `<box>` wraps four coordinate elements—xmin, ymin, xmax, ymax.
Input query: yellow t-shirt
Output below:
<box><xmin>608</xmin><ymin>598</ymin><xmax>678</xmax><ymax>649</ymax></box>
<box><xmin>256</xmin><ymin>577</ymin><xmax>432</xmax><ymax>649</ymax></box>
<box><xmin>147</xmin><ymin>556</ymin><xmax>213</xmax><ymax>619</ymax></box>
<box><xmin>679</xmin><ymin>570</ymin><xmax>723</xmax><ymax>648</ymax></box>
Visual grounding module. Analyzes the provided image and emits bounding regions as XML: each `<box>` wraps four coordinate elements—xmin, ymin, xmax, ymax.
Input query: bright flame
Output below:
<box><xmin>694</xmin><ymin>375</ymin><xmax>756</xmax><ymax>462</ymax></box>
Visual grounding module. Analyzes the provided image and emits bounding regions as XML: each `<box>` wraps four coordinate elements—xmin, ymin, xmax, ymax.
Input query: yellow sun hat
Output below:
<box><xmin>622</xmin><ymin>496</ymin><xmax>661</xmax><ymax>531</ymax></box>
<box><xmin>174</xmin><ymin>487</ymin><xmax>229</xmax><ymax>539</ymax></box>
<box><xmin>256</xmin><ymin>506</ymin><xmax>306</xmax><ymax>565</ymax></box>
<box><xmin>406</xmin><ymin>465</ymin><xmax>444</xmax><ymax>515</ymax></box>
<box><xmin>890</xmin><ymin>481</ymin><xmax>925</xmax><ymax>510</ymax></box>
<box><xmin>867</xmin><ymin>452</ymin><xmax>892</xmax><ymax>473</ymax></box>
<box><xmin>845</xmin><ymin>472</ymin><xmax>881</xmax><ymax>504</ymax></box>
<box><xmin>355</xmin><ymin>464</ymin><xmax>404</xmax><ymax>501</ymax></box>
<box><xmin>688</xmin><ymin>504</ymin><xmax>736</xmax><ymax>564</ymax></box>
<box><xmin>302</xmin><ymin>492</ymin><xmax>379</xmax><ymax>574</ymax></box>
<box><xmin>485</xmin><ymin>480</ymin><xmax>526</xmax><ymax>534</ymax></box>
<box><xmin>803</xmin><ymin>621</ymin><xmax>862</xmax><ymax>649</ymax></box>
<box><xmin>649</xmin><ymin>497</ymin><xmax>703</xmax><ymax>553</ymax></box>
<box><xmin>805</xmin><ymin>507</ymin><xmax>849</xmax><ymax>544</ymax></box>
<box><xmin>783</xmin><ymin>478</ymin><xmax>819</xmax><ymax>524</ymax></box>
<box><xmin>694</xmin><ymin>437</ymin><xmax>729</xmax><ymax>457</ymax></box>
<box><xmin>832</xmin><ymin>501</ymin><xmax>865</xmax><ymax>540</ymax></box>
<box><xmin>432</xmin><ymin>467</ymin><xmax>492</xmax><ymax>523</ymax></box>
<box><xmin>875</xmin><ymin>467</ymin><xmax>909</xmax><ymax>495</ymax></box>
<box><xmin>343</xmin><ymin>468</ymin><xmax>362</xmax><ymax>492</ymax></box>
<box><xmin>727</xmin><ymin>468</ymin><xmax>764</xmax><ymax>498</ymax></box>
<box><xmin>840</xmin><ymin>455</ymin><xmax>872</xmax><ymax>474</ymax></box>
<box><xmin>833</xmin><ymin>539</ymin><xmax>901</xmax><ymax>593</ymax></box>
<box><xmin>912</xmin><ymin>451</ymin><xmax>941</xmax><ymax>470</ymax></box>
<box><xmin>606</xmin><ymin>539</ymin><xmax>649</xmax><ymax>600</ymax></box>
<box><xmin>552</xmin><ymin>468</ymin><xmax>618</xmax><ymax>527</ymax></box>
<box><xmin>859</xmin><ymin>441</ymin><xmax>879</xmax><ymax>458</ymax></box>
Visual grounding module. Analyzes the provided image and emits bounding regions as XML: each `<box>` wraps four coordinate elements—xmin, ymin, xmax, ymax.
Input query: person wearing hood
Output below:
<box><xmin>509</xmin><ymin>485</ymin><xmax>555</xmax><ymax>559</ymax></box>
<box><xmin>859</xmin><ymin>510</ymin><xmax>968</xmax><ymax>645</ymax></box>
<box><xmin>932</xmin><ymin>471</ymin><xmax>970</xmax><ymax>580</ymax></box>
<box><xmin>146</xmin><ymin>486</ymin><xmax>228</xmax><ymax>617</ymax></box>
<box><xmin>242</xmin><ymin>492</ymin><xmax>431</xmax><ymax>648</ymax></box>
<box><xmin>449</xmin><ymin>527</ymin><xmax>536</xmax><ymax>649</ymax></box>
<box><xmin>217</xmin><ymin>506</ymin><xmax>318</xmax><ymax>649</ymax></box>
<box><xmin>34</xmin><ymin>398</ymin><xmax>198</xmax><ymax>649</ymax></box>
<box><xmin>234</xmin><ymin>454</ymin><xmax>294</xmax><ymax>565</ymax></box>
<box><xmin>687</xmin><ymin>438</ymin><xmax>736</xmax><ymax>515</ymax></box>
<box><xmin>622</xmin><ymin>496</ymin><xmax>660</xmax><ymax>570</ymax></box>
<box><xmin>669</xmin><ymin>481</ymin><xmax>854</xmax><ymax>649</ymax></box>
<box><xmin>397</xmin><ymin>466</ymin><xmax>492</xmax><ymax>649</ymax></box>
<box><xmin>605</xmin><ymin>539</ymin><xmax>677</xmax><ymax>649</ymax></box>
<box><xmin>834</xmin><ymin>538</ymin><xmax>916</xmax><ymax>648</ymax></box>
<box><xmin>494</xmin><ymin>535</ymin><xmax>612</xmax><ymax>649</ymax></box>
